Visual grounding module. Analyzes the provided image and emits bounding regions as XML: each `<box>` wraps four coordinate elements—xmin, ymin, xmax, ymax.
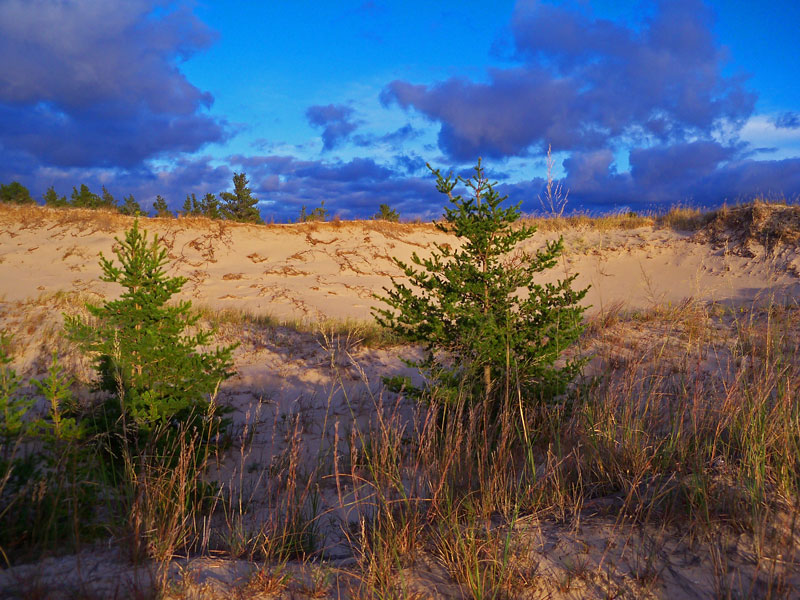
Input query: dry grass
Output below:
<box><xmin>522</xmin><ymin>212</ymin><xmax>655</xmax><ymax>232</ymax></box>
<box><xmin>3</xmin><ymin>297</ymin><xmax>800</xmax><ymax>598</ymax></box>
<box><xmin>3</xmin><ymin>196</ymin><xmax>795</xmax><ymax>240</ymax></box>
<box><xmin>695</xmin><ymin>200</ymin><xmax>800</xmax><ymax>253</ymax></box>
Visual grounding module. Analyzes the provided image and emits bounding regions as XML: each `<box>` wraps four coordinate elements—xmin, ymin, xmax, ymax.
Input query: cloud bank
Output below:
<box><xmin>0</xmin><ymin>0</ymin><xmax>228</xmax><ymax>169</ymax></box>
<box><xmin>0</xmin><ymin>0</ymin><xmax>798</xmax><ymax>219</ymax></box>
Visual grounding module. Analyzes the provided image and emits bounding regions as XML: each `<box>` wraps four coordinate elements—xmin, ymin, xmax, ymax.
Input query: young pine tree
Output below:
<box><xmin>200</xmin><ymin>192</ymin><xmax>221</xmax><ymax>219</ymax></box>
<box><xmin>43</xmin><ymin>186</ymin><xmax>68</xmax><ymax>207</ymax></box>
<box><xmin>64</xmin><ymin>220</ymin><xmax>236</xmax><ymax>430</ymax></box>
<box><xmin>70</xmin><ymin>184</ymin><xmax>101</xmax><ymax>208</ymax></box>
<box><xmin>181</xmin><ymin>193</ymin><xmax>200</xmax><ymax>217</ymax></box>
<box><xmin>220</xmin><ymin>172</ymin><xmax>261</xmax><ymax>223</ymax></box>
<box><xmin>373</xmin><ymin>203</ymin><xmax>400</xmax><ymax>222</ymax></box>
<box><xmin>375</xmin><ymin>160</ymin><xmax>588</xmax><ymax>410</ymax></box>
<box><xmin>100</xmin><ymin>186</ymin><xmax>117</xmax><ymax>209</ymax></box>
<box><xmin>152</xmin><ymin>194</ymin><xmax>172</xmax><ymax>218</ymax></box>
<box><xmin>118</xmin><ymin>194</ymin><xmax>142</xmax><ymax>216</ymax></box>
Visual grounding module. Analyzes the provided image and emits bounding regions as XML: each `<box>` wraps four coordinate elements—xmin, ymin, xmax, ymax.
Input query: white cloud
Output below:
<box><xmin>738</xmin><ymin>115</ymin><xmax>800</xmax><ymax>159</ymax></box>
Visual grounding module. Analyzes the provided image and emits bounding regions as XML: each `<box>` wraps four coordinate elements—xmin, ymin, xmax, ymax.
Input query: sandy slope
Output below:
<box><xmin>1</xmin><ymin>204</ymin><xmax>798</xmax><ymax>321</ymax></box>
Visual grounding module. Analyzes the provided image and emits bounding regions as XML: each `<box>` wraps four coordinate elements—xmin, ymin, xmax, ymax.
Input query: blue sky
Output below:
<box><xmin>1</xmin><ymin>0</ymin><xmax>799</xmax><ymax>220</ymax></box>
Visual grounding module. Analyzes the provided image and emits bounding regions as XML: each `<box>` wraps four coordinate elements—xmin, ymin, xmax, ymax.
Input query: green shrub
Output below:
<box><xmin>0</xmin><ymin>181</ymin><xmax>34</xmax><ymax>204</ymax></box>
<box><xmin>65</xmin><ymin>219</ymin><xmax>236</xmax><ymax>431</ymax></box>
<box><xmin>43</xmin><ymin>186</ymin><xmax>68</xmax><ymax>207</ymax></box>
<box><xmin>373</xmin><ymin>203</ymin><xmax>400</xmax><ymax>222</ymax></box>
<box><xmin>375</xmin><ymin>160</ymin><xmax>588</xmax><ymax>413</ymax></box>
<box><xmin>118</xmin><ymin>194</ymin><xmax>143</xmax><ymax>216</ymax></box>
<box><xmin>0</xmin><ymin>337</ymin><xmax>97</xmax><ymax>563</ymax></box>
<box><xmin>152</xmin><ymin>194</ymin><xmax>173</xmax><ymax>218</ymax></box>
<box><xmin>69</xmin><ymin>184</ymin><xmax>102</xmax><ymax>208</ymax></box>
<box><xmin>299</xmin><ymin>200</ymin><xmax>328</xmax><ymax>222</ymax></box>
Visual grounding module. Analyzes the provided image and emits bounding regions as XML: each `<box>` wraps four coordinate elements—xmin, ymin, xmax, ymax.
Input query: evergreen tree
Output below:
<box><xmin>373</xmin><ymin>203</ymin><xmax>400</xmax><ymax>222</ymax></box>
<box><xmin>118</xmin><ymin>194</ymin><xmax>142</xmax><ymax>216</ymax></box>
<box><xmin>180</xmin><ymin>195</ymin><xmax>193</xmax><ymax>216</ymax></box>
<box><xmin>64</xmin><ymin>220</ymin><xmax>236</xmax><ymax>430</ymax></box>
<box><xmin>200</xmin><ymin>193</ymin><xmax>221</xmax><ymax>219</ymax></box>
<box><xmin>70</xmin><ymin>184</ymin><xmax>101</xmax><ymax>208</ymax></box>
<box><xmin>0</xmin><ymin>181</ymin><xmax>34</xmax><ymax>204</ymax></box>
<box><xmin>375</xmin><ymin>160</ymin><xmax>588</xmax><ymax>410</ymax></box>
<box><xmin>100</xmin><ymin>186</ymin><xmax>117</xmax><ymax>209</ymax></box>
<box><xmin>152</xmin><ymin>195</ymin><xmax>172</xmax><ymax>218</ymax></box>
<box><xmin>220</xmin><ymin>172</ymin><xmax>261</xmax><ymax>223</ymax></box>
<box><xmin>43</xmin><ymin>186</ymin><xmax>68</xmax><ymax>207</ymax></box>
<box><xmin>181</xmin><ymin>193</ymin><xmax>200</xmax><ymax>217</ymax></box>
<box><xmin>298</xmin><ymin>201</ymin><xmax>328</xmax><ymax>222</ymax></box>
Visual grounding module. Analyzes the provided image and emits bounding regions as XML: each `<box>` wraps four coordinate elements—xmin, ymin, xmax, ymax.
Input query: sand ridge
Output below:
<box><xmin>2</xmin><ymin>204</ymin><xmax>798</xmax><ymax>322</ymax></box>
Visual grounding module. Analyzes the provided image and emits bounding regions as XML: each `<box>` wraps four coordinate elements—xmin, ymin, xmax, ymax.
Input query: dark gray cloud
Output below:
<box><xmin>0</xmin><ymin>0</ymin><xmax>228</xmax><ymax>168</ymax></box>
<box><xmin>305</xmin><ymin>104</ymin><xmax>360</xmax><ymax>151</ymax></box>
<box><xmin>230</xmin><ymin>154</ymin><xmax>441</xmax><ymax>220</ymax></box>
<box><xmin>382</xmin><ymin>0</ymin><xmax>755</xmax><ymax>161</ymax></box>
<box><xmin>353</xmin><ymin>123</ymin><xmax>422</xmax><ymax>148</ymax></box>
<box><xmin>393</xmin><ymin>153</ymin><xmax>427</xmax><ymax>175</ymax></box>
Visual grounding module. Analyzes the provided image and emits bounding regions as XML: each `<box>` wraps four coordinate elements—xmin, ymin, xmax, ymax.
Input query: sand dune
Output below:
<box><xmin>2</xmin><ymin>204</ymin><xmax>798</xmax><ymax>322</ymax></box>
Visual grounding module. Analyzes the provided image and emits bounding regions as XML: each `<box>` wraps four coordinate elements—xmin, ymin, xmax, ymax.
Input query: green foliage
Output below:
<box><xmin>0</xmin><ymin>181</ymin><xmax>34</xmax><ymax>204</ymax></box>
<box><xmin>373</xmin><ymin>203</ymin><xmax>400</xmax><ymax>222</ymax></box>
<box><xmin>43</xmin><ymin>185</ymin><xmax>68</xmax><ymax>207</ymax></box>
<box><xmin>118</xmin><ymin>194</ymin><xmax>143</xmax><ymax>216</ymax></box>
<box><xmin>152</xmin><ymin>194</ymin><xmax>172</xmax><ymax>218</ymax></box>
<box><xmin>221</xmin><ymin>172</ymin><xmax>262</xmax><ymax>223</ymax></box>
<box><xmin>0</xmin><ymin>333</ymin><xmax>34</xmax><ymax>445</ymax></box>
<box><xmin>0</xmin><ymin>337</ymin><xmax>97</xmax><ymax>563</ymax></box>
<box><xmin>182</xmin><ymin>192</ymin><xmax>221</xmax><ymax>219</ymax></box>
<box><xmin>100</xmin><ymin>186</ymin><xmax>117</xmax><ymax>209</ymax></box>
<box><xmin>69</xmin><ymin>184</ymin><xmax>102</xmax><ymax>208</ymax></box>
<box><xmin>182</xmin><ymin>193</ymin><xmax>201</xmax><ymax>216</ymax></box>
<box><xmin>64</xmin><ymin>219</ymin><xmax>236</xmax><ymax>430</ymax></box>
<box><xmin>201</xmin><ymin>192</ymin><xmax>222</xmax><ymax>219</ymax></box>
<box><xmin>298</xmin><ymin>200</ymin><xmax>328</xmax><ymax>222</ymax></box>
<box><xmin>375</xmin><ymin>160</ymin><xmax>588</xmax><ymax>410</ymax></box>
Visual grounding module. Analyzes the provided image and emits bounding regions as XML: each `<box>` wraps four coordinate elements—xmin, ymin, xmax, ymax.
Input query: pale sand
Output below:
<box><xmin>2</xmin><ymin>204</ymin><xmax>799</xmax><ymax>321</ymax></box>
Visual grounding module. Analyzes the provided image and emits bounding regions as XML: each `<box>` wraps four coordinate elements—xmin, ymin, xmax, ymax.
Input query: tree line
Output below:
<box><xmin>0</xmin><ymin>174</ymin><xmax>403</xmax><ymax>224</ymax></box>
<box><xmin>0</xmin><ymin>172</ymin><xmax>262</xmax><ymax>224</ymax></box>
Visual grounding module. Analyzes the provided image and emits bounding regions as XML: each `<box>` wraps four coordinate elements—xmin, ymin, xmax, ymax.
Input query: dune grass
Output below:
<box><xmin>2</xmin><ymin>192</ymin><xmax>795</xmax><ymax>235</ymax></box>
<box><xmin>2</xmin><ymin>296</ymin><xmax>799</xmax><ymax>597</ymax></box>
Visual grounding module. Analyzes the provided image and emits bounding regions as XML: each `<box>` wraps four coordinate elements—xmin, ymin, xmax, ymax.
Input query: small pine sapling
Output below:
<box><xmin>152</xmin><ymin>194</ymin><xmax>172</xmax><ymax>218</ymax></box>
<box><xmin>375</xmin><ymin>160</ymin><xmax>588</xmax><ymax>414</ymax></box>
<box><xmin>65</xmin><ymin>219</ymin><xmax>236</xmax><ymax>431</ymax></box>
<box><xmin>43</xmin><ymin>186</ymin><xmax>68</xmax><ymax>207</ymax></box>
<box><xmin>374</xmin><ymin>203</ymin><xmax>400</xmax><ymax>222</ymax></box>
<box><xmin>118</xmin><ymin>194</ymin><xmax>142</xmax><ymax>216</ymax></box>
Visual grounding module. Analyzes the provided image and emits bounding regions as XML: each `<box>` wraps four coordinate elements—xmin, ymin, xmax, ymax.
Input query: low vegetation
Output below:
<box><xmin>0</xmin><ymin>169</ymin><xmax>798</xmax><ymax>597</ymax></box>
